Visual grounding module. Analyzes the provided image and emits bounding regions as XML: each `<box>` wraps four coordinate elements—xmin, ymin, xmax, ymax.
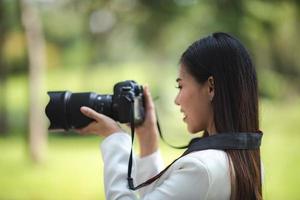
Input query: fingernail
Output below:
<box><xmin>81</xmin><ymin>106</ymin><xmax>88</xmax><ymax>113</ymax></box>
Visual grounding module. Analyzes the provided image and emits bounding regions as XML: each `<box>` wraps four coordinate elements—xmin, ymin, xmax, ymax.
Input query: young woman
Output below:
<box><xmin>77</xmin><ymin>32</ymin><xmax>263</xmax><ymax>200</ymax></box>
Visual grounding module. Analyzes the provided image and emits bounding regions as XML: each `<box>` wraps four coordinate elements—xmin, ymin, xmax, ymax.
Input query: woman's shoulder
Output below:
<box><xmin>164</xmin><ymin>149</ymin><xmax>231</xmax><ymax>199</ymax></box>
<box><xmin>178</xmin><ymin>149</ymin><xmax>228</xmax><ymax>166</ymax></box>
<box><xmin>174</xmin><ymin>149</ymin><xmax>230</xmax><ymax>183</ymax></box>
<box><xmin>187</xmin><ymin>149</ymin><xmax>228</xmax><ymax>166</ymax></box>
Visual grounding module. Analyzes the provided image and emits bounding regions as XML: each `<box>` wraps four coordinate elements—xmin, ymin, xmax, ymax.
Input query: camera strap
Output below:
<box><xmin>127</xmin><ymin>102</ymin><xmax>263</xmax><ymax>191</ymax></box>
<box><xmin>155</xmin><ymin>109</ymin><xmax>191</xmax><ymax>149</ymax></box>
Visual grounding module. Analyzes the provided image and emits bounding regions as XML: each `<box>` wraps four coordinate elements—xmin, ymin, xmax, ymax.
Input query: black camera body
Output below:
<box><xmin>45</xmin><ymin>80</ymin><xmax>145</xmax><ymax>131</ymax></box>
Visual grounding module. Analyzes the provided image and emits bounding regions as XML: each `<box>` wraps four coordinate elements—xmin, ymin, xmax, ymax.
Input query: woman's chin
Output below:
<box><xmin>187</xmin><ymin>124</ymin><xmax>204</xmax><ymax>134</ymax></box>
<box><xmin>187</xmin><ymin>126</ymin><xmax>200</xmax><ymax>134</ymax></box>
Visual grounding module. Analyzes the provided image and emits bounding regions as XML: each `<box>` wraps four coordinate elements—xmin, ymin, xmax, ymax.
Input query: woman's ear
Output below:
<box><xmin>207</xmin><ymin>76</ymin><xmax>215</xmax><ymax>101</ymax></box>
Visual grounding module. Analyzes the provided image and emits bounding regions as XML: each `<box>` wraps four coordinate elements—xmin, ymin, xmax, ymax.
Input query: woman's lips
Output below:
<box><xmin>181</xmin><ymin>110</ymin><xmax>187</xmax><ymax>122</ymax></box>
<box><xmin>183</xmin><ymin>115</ymin><xmax>187</xmax><ymax>122</ymax></box>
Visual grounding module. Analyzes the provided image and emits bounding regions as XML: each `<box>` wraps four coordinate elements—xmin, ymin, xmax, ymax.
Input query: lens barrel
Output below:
<box><xmin>45</xmin><ymin>91</ymin><xmax>112</xmax><ymax>130</ymax></box>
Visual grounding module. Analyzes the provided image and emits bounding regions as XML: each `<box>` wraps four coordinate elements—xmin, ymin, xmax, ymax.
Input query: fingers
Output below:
<box><xmin>78</xmin><ymin>106</ymin><xmax>122</xmax><ymax>137</ymax></box>
<box><xmin>80</xmin><ymin>106</ymin><xmax>102</xmax><ymax>122</ymax></box>
<box><xmin>76</xmin><ymin>121</ymin><xmax>97</xmax><ymax>135</ymax></box>
<box><xmin>143</xmin><ymin>85</ymin><xmax>155</xmax><ymax>110</ymax></box>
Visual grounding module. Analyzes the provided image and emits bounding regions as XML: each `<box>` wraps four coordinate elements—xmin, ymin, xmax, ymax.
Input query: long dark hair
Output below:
<box><xmin>180</xmin><ymin>32</ymin><xmax>262</xmax><ymax>200</ymax></box>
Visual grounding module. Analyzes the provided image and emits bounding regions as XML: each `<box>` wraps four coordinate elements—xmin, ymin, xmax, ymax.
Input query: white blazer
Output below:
<box><xmin>100</xmin><ymin>133</ymin><xmax>231</xmax><ymax>200</ymax></box>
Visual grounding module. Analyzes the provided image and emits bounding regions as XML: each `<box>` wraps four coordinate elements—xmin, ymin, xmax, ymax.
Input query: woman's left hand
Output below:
<box><xmin>76</xmin><ymin>106</ymin><xmax>122</xmax><ymax>137</ymax></box>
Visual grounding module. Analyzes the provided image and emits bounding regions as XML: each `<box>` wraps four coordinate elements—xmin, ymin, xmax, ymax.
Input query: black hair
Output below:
<box><xmin>180</xmin><ymin>32</ymin><xmax>262</xmax><ymax>200</ymax></box>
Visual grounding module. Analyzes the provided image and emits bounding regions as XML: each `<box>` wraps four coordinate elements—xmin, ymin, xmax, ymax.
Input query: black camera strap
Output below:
<box><xmin>127</xmin><ymin>101</ymin><xmax>263</xmax><ymax>191</ymax></box>
<box><xmin>155</xmin><ymin>113</ymin><xmax>189</xmax><ymax>149</ymax></box>
<box><xmin>127</xmin><ymin>103</ymin><xmax>136</xmax><ymax>189</ymax></box>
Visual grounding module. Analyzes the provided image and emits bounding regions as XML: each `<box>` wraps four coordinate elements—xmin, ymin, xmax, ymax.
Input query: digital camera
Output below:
<box><xmin>45</xmin><ymin>80</ymin><xmax>145</xmax><ymax>131</ymax></box>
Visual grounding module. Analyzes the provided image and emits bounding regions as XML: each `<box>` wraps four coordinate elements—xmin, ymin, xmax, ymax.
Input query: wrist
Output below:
<box><xmin>100</xmin><ymin>126</ymin><xmax>123</xmax><ymax>137</ymax></box>
<box><xmin>138</xmin><ymin>136</ymin><xmax>159</xmax><ymax>157</ymax></box>
<box><xmin>135</xmin><ymin>126</ymin><xmax>159</xmax><ymax>157</ymax></box>
<box><xmin>139</xmin><ymin>143</ymin><xmax>158</xmax><ymax>157</ymax></box>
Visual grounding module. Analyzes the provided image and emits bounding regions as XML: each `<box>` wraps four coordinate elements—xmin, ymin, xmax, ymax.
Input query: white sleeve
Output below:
<box><xmin>100</xmin><ymin>132</ymin><xmax>136</xmax><ymax>200</ymax></box>
<box><xmin>136</xmin><ymin>150</ymin><xmax>164</xmax><ymax>197</ymax></box>
<box><xmin>100</xmin><ymin>132</ymin><xmax>211</xmax><ymax>200</ymax></box>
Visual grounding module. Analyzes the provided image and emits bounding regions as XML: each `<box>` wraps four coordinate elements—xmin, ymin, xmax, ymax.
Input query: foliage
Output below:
<box><xmin>1</xmin><ymin>0</ymin><xmax>300</xmax><ymax>93</ymax></box>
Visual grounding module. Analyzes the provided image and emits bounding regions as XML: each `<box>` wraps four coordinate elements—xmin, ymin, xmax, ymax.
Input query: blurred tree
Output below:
<box><xmin>0</xmin><ymin>1</ymin><xmax>9</xmax><ymax>136</ymax></box>
<box><xmin>21</xmin><ymin>0</ymin><xmax>47</xmax><ymax>163</ymax></box>
<box><xmin>38</xmin><ymin>0</ymin><xmax>300</xmax><ymax>98</ymax></box>
<box><xmin>214</xmin><ymin>0</ymin><xmax>245</xmax><ymax>36</ymax></box>
<box><xmin>243</xmin><ymin>0</ymin><xmax>300</xmax><ymax>98</ymax></box>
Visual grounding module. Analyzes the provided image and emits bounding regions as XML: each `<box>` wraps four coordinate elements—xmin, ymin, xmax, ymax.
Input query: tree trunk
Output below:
<box><xmin>21</xmin><ymin>0</ymin><xmax>47</xmax><ymax>163</ymax></box>
<box><xmin>0</xmin><ymin>0</ymin><xmax>8</xmax><ymax>136</ymax></box>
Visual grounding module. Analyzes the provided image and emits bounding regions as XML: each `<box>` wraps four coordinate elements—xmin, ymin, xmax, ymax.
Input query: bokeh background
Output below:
<box><xmin>0</xmin><ymin>0</ymin><xmax>300</xmax><ymax>199</ymax></box>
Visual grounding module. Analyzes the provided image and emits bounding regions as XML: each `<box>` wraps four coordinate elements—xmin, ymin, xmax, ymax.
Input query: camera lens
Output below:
<box><xmin>45</xmin><ymin>91</ymin><xmax>71</xmax><ymax>130</ymax></box>
<box><xmin>45</xmin><ymin>91</ymin><xmax>113</xmax><ymax>130</ymax></box>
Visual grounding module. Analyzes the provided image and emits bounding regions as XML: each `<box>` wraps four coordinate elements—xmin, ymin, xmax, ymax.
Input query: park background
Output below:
<box><xmin>0</xmin><ymin>0</ymin><xmax>300</xmax><ymax>199</ymax></box>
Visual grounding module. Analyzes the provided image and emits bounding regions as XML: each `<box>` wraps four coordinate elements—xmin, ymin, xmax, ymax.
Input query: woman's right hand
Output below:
<box><xmin>135</xmin><ymin>85</ymin><xmax>159</xmax><ymax>157</ymax></box>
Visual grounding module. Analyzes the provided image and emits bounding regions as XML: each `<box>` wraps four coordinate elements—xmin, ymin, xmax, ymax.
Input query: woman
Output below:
<box><xmin>77</xmin><ymin>32</ymin><xmax>263</xmax><ymax>200</ymax></box>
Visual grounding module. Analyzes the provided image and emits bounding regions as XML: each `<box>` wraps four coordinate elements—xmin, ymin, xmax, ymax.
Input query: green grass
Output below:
<box><xmin>0</xmin><ymin>136</ymin><xmax>104</xmax><ymax>200</ymax></box>
<box><xmin>1</xmin><ymin>98</ymin><xmax>300</xmax><ymax>199</ymax></box>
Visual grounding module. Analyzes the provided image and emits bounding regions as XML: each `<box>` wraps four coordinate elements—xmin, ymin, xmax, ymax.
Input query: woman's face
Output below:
<box><xmin>174</xmin><ymin>64</ymin><xmax>215</xmax><ymax>134</ymax></box>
